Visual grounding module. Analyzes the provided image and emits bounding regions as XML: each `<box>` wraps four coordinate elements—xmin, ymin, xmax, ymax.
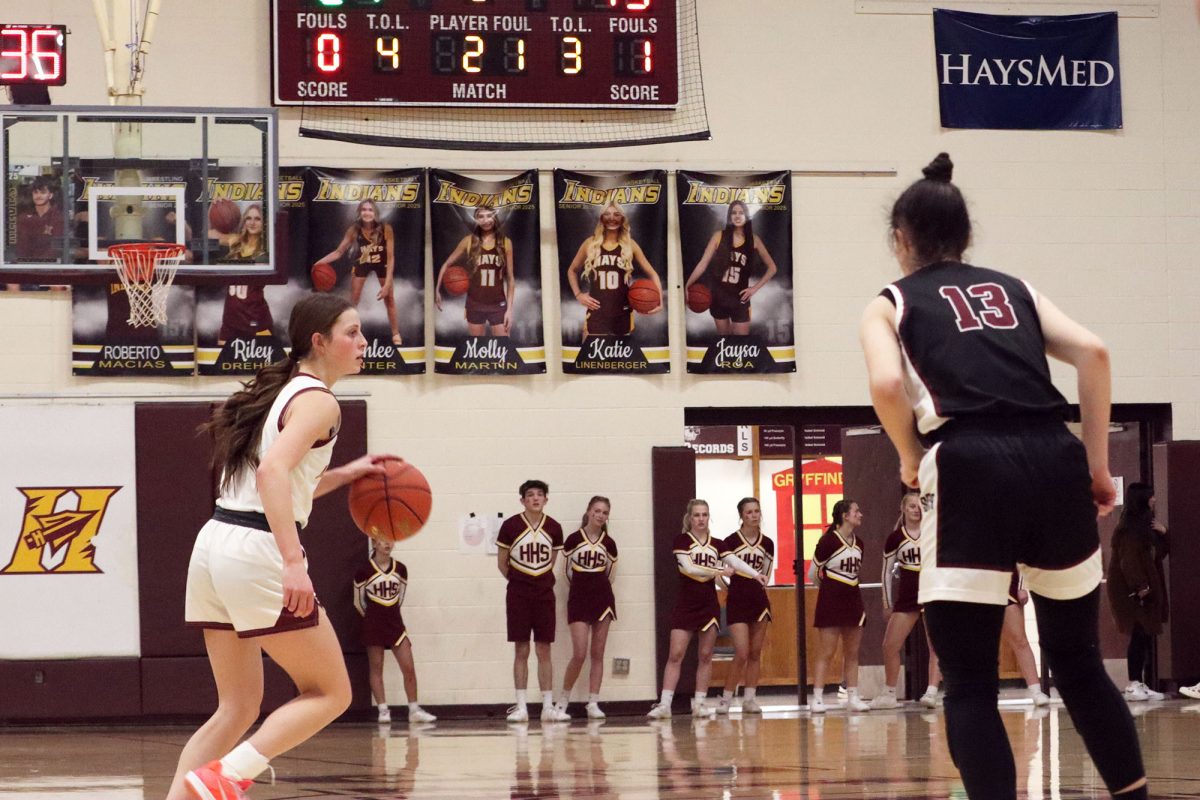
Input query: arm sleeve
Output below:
<box><xmin>722</xmin><ymin>551</ymin><xmax>760</xmax><ymax>580</ymax></box>
<box><xmin>676</xmin><ymin>552</ymin><xmax>718</xmax><ymax>579</ymax></box>
<box><xmin>353</xmin><ymin>579</ymin><xmax>367</xmax><ymax>617</ymax></box>
<box><xmin>806</xmin><ymin>559</ymin><xmax>820</xmax><ymax>586</ymax></box>
<box><xmin>881</xmin><ymin>551</ymin><xmax>897</xmax><ymax>610</ymax></box>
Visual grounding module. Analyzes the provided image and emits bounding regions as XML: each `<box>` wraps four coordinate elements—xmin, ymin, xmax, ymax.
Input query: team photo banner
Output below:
<box><xmin>554</xmin><ymin>169</ymin><xmax>669</xmax><ymax>374</ymax></box>
<box><xmin>934</xmin><ymin>9</ymin><xmax>1121</xmax><ymax>130</ymax></box>
<box><xmin>430</xmin><ymin>169</ymin><xmax>545</xmax><ymax>375</ymax></box>
<box><xmin>677</xmin><ymin>170</ymin><xmax>794</xmax><ymax>374</ymax></box>
<box><xmin>305</xmin><ymin>167</ymin><xmax>427</xmax><ymax>375</ymax></box>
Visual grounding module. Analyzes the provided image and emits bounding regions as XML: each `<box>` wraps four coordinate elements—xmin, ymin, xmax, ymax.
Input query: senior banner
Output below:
<box><xmin>430</xmin><ymin>169</ymin><xmax>545</xmax><ymax>375</ymax></box>
<box><xmin>677</xmin><ymin>170</ymin><xmax>794</xmax><ymax>373</ymax></box>
<box><xmin>0</xmin><ymin>405</ymin><xmax>139</xmax><ymax>658</ymax></box>
<box><xmin>554</xmin><ymin>169</ymin><xmax>669</xmax><ymax>374</ymax></box>
<box><xmin>934</xmin><ymin>9</ymin><xmax>1121</xmax><ymax>130</ymax></box>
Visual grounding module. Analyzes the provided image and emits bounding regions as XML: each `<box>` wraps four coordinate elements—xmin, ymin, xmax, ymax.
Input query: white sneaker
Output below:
<box><xmin>691</xmin><ymin>698</ymin><xmax>716</xmax><ymax>718</ymax></box>
<box><xmin>647</xmin><ymin>702</ymin><xmax>672</xmax><ymax>720</ymax></box>
<box><xmin>542</xmin><ymin>703</ymin><xmax>571</xmax><ymax>722</ymax></box>
<box><xmin>920</xmin><ymin>689</ymin><xmax>940</xmax><ymax>708</ymax></box>
<box><xmin>808</xmin><ymin>695</ymin><xmax>826</xmax><ymax>714</ymax></box>
<box><xmin>714</xmin><ymin>697</ymin><xmax>731</xmax><ymax>715</ymax></box>
<box><xmin>741</xmin><ymin>698</ymin><xmax>762</xmax><ymax>714</ymax></box>
<box><xmin>585</xmin><ymin>702</ymin><xmax>606</xmax><ymax>720</ymax></box>
<box><xmin>870</xmin><ymin>692</ymin><xmax>900</xmax><ymax>710</ymax></box>
<box><xmin>377</xmin><ymin>706</ymin><xmax>391</xmax><ymax>724</ymax></box>
<box><xmin>836</xmin><ymin>685</ymin><xmax>848</xmax><ymax>700</ymax></box>
<box><xmin>1181</xmin><ymin>683</ymin><xmax>1200</xmax><ymax>700</ymax></box>
<box><xmin>409</xmin><ymin>706</ymin><xmax>437</xmax><ymax>723</ymax></box>
<box><xmin>846</xmin><ymin>695</ymin><xmax>870</xmax><ymax>712</ymax></box>
<box><xmin>1123</xmin><ymin>682</ymin><xmax>1150</xmax><ymax>702</ymax></box>
<box><xmin>506</xmin><ymin>705</ymin><xmax>529</xmax><ymax>723</ymax></box>
<box><xmin>1138</xmin><ymin>682</ymin><xmax>1165</xmax><ymax>701</ymax></box>
<box><xmin>1030</xmin><ymin>690</ymin><xmax>1051</xmax><ymax>707</ymax></box>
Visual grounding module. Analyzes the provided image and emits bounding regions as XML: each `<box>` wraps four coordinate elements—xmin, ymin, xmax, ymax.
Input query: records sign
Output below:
<box><xmin>554</xmin><ymin>169</ymin><xmax>669</xmax><ymax>374</ymax></box>
<box><xmin>676</xmin><ymin>170</ymin><xmax>794</xmax><ymax>374</ymax></box>
<box><xmin>430</xmin><ymin>169</ymin><xmax>545</xmax><ymax>375</ymax></box>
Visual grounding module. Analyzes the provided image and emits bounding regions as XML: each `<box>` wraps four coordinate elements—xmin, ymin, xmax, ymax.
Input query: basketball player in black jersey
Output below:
<box><xmin>434</xmin><ymin>206</ymin><xmax>515</xmax><ymax>336</ymax></box>
<box><xmin>314</xmin><ymin>200</ymin><xmax>402</xmax><ymax>345</ymax></box>
<box><xmin>860</xmin><ymin>153</ymin><xmax>1145</xmax><ymax>800</ymax></box>
<box><xmin>566</xmin><ymin>202</ymin><xmax>662</xmax><ymax>341</ymax></box>
<box><xmin>684</xmin><ymin>200</ymin><xmax>778</xmax><ymax>335</ymax></box>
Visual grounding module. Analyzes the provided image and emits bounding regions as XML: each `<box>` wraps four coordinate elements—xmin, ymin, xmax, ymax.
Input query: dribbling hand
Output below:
<box><xmin>283</xmin><ymin>562</ymin><xmax>316</xmax><ymax>619</ymax></box>
<box><xmin>344</xmin><ymin>454</ymin><xmax>401</xmax><ymax>481</ymax></box>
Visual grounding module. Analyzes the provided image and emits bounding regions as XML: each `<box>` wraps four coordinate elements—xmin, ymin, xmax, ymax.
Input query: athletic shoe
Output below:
<box><xmin>1137</xmin><ymin>682</ymin><xmax>1165</xmax><ymax>701</ymax></box>
<box><xmin>691</xmin><ymin>698</ymin><xmax>716</xmax><ymax>718</ymax></box>
<box><xmin>919</xmin><ymin>689</ymin><xmax>940</xmax><ymax>709</ymax></box>
<box><xmin>647</xmin><ymin>702</ymin><xmax>672</xmax><ymax>720</ymax></box>
<box><xmin>1181</xmin><ymin>683</ymin><xmax>1200</xmax><ymax>700</ymax></box>
<box><xmin>808</xmin><ymin>695</ymin><xmax>826</xmax><ymax>714</ymax></box>
<box><xmin>409</xmin><ymin>707</ymin><xmax>437</xmax><ymax>723</ymax></box>
<box><xmin>542</xmin><ymin>703</ymin><xmax>571</xmax><ymax>722</ymax></box>
<box><xmin>836</xmin><ymin>685</ymin><xmax>848</xmax><ymax>700</ymax></box>
<box><xmin>741</xmin><ymin>698</ymin><xmax>762</xmax><ymax>714</ymax></box>
<box><xmin>506</xmin><ymin>705</ymin><xmax>530</xmax><ymax>723</ymax></box>
<box><xmin>870</xmin><ymin>692</ymin><xmax>900</xmax><ymax>710</ymax></box>
<box><xmin>1123</xmin><ymin>683</ymin><xmax>1150</xmax><ymax>702</ymax></box>
<box><xmin>184</xmin><ymin>761</ymin><xmax>252</xmax><ymax>800</ymax></box>
<box><xmin>585</xmin><ymin>702</ymin><xmax>606</xmax><ymax>720</ymax></box>
<box><xmin>1031</xmin><ymin>690</ymin><xmax>1051</xmax><ymax>707</ymax></box>
<box><xmin>714</xmin><ymin>697</ymin><xmax>731</xmax><ymax>715</ymax></box>
<box><xmin>377</xmin><ymin>706</ymin><xmax>391</xmax><ymax>724</ymax></box>
<box><xmin>846</xmin><ymin>695</ymin><xmax>870</xmax><ymax>712</ymax></box>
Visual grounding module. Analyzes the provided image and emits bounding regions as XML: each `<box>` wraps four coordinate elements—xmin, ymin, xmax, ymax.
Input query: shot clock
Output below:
<box><xmin>271</xmin><ymin>0</ymin><xmax>677</xmax><ymax>107</ymax></box>
<box><xmin>0</xmin><ymin>25</ymin><xmax>67</xmax><ymax>87</ymax></box>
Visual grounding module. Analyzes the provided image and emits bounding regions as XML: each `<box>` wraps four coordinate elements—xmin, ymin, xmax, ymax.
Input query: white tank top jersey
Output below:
<box><xmin>216</xmin><ymin>373</ymin><xmax>339</xmax><ymax>528</ymax></box>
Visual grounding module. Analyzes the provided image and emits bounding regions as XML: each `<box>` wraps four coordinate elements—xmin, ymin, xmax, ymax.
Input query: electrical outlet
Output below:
<box><xmin>612</xmin><ymin>657</ymin><xmax>630</xmax><ymax>676</ymax></box>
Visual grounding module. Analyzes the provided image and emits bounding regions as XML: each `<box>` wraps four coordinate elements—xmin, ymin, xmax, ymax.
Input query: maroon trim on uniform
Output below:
<box><xmin>236</xmin><ymin>603</ymin><xmax>322</xmax><ymax>639</ymax></box>
<box><xmin>277</xmin><ymin>383</ymin><xmax>340</xmax><ymax>447</ymax></box>
<box><xmin>185</xmin><ymin>621</ymin><xmax>235</xmax><ymax>631</ymax></box>
<box><xmin>892</xmin><ymin>282</ymin><xmax>947</xmax><ymax>417</ymax></box>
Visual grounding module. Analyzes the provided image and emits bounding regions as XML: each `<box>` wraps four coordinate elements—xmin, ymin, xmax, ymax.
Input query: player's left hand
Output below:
<box><xmin>503</xmin><ymin>309</ymin><xmax>513</xmax><ymax>330</ymax></box>
<box><xmin>644</xmin><ymin>303</ymin><xmax>663</xmax><ymax>315</ymax></box>
<box><xmin>755</xmin><ymin>573</ymin><xmax>769</xmax><ymax>586</ymax></box>
<box><xmin>739</xmin><ymin>287</ymin><xmax>757</xmax><ymax>303</ymax></box>
<box><xmin>343</xmin><ymin>454</ymin><xmax>400</xmax><ymax>481</ymax></box>
<box><xmin>377</xmin><ymin>280</ymin><xmax>394</xmax><ymax>301</ymax></box>
<box><xmin>899</xmin><ymin>459</ymin><xmax>919</xmax><ymax>489</ymax></box>
<box><xmin>1091</xmin><ymin>472</ymin><xmax>1117</xmax><ymax>517</ymax></box>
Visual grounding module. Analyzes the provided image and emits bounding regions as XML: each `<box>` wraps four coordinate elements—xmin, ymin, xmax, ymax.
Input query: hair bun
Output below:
<box><xmin>922</xmin><ymin>153</ymin><xmax>954</xmax><ymax>183</ymax></box>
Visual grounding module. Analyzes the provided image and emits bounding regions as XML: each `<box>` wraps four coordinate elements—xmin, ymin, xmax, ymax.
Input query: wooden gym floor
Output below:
<box><xmin>2</xmin><ymin>699</ymin><xmax>1199</xmax><ymax>799</ymax></box>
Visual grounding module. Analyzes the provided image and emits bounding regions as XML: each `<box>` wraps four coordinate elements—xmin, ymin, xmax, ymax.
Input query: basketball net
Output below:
<box><xmin>108</xmin><ymin>243</ymin><xmax>184</xmax><ymax>327</ymax></box>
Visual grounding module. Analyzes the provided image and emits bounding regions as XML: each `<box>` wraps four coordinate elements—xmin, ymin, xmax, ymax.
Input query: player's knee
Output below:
<box><xmin>216</xmin><ymin>698</ymin><xmax>262</xmax><ymax>732</ymax></box>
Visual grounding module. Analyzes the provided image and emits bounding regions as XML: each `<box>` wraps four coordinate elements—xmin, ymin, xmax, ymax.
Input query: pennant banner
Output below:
<box><xmin>554</xmin><ymin>169</ymin><xmax>669</xmax><ymax>374</ymax></box>
<box><xmin>677</xmin><ymin>170</ymin><xmax>794</xmax><ymax>374</ymax></box>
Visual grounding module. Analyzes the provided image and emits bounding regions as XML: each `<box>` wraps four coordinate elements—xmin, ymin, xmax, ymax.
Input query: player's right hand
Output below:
<box><xmin>434</xmin><ymin>290</ymin><xmax>443</xmax><ymax>311</ymax></box>
<box><xmin>577</xmin><ymin>291</ymin><xmax>600</xmax><ymax>311</ymax></box>
<box><xmin>1091</xmin><ymin>472</ymin><xmax>1117</xmax><ymax>517</ymax></box>
<box><xmin>899</xmin><ymin>458</ymin><xmax>919</xmax><ymax>489</ymax></box>
<box><xmin>283</xmin><ymin>562</ymin><xmax>316</xmax><ymax>619</ymax></box>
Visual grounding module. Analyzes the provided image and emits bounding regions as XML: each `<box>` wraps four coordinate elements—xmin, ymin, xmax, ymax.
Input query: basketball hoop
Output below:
<box><xmin>107</xmin><ymin>242</ymin><xmax>185</xmax><ymax>327</ymax></box>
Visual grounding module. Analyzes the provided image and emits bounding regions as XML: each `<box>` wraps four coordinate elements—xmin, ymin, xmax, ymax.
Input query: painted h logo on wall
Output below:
<box><xmin>1</xmin><ymin>487</ymin><xmax>121</xmax><ymax>575</ymax></box>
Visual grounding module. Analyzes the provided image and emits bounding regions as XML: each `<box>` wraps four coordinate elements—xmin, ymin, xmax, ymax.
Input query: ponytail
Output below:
<box><xmin>826</xmin><ymin>498</ymin><xmax>856</xmax><ymax>536</ymax></box>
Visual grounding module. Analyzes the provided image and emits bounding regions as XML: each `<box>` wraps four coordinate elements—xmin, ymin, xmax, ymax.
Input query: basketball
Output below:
<box><xmin>628</xmin><ymin>278</ymin><xmax>661</xmax><ymax>313</ymax></box>
<box><xmin>208</xmin><ymin>199</ymin><xmax>241</xmax><ymax>235</ymax></box>
<box><xmin>349</xmin><ymin>460</ymin><xmax>432</xmax><ymax>543</ymax></box>
<box><xmin>687</xmin><ymin>284</ymin><xmax>712</xmax><ymax>313</ymax></box>
<box><xmin>310</xmin><ymin>262</ymin><xmax>337</xmax><ymax>292</ymax></box>
<box><xmin>443</xmin><ymin>265</ymin><xmax>470</xmax><ymax>296</ymax></box>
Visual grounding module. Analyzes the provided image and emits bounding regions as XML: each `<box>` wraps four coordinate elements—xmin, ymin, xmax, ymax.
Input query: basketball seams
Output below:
<box><xmin>348</xmin><ymin>462</ymin><xmax>431</xmax><ymax>542</ymax></box>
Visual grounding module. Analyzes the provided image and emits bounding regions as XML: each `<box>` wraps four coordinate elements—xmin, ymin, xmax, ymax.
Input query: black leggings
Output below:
<box><xmin>925</xmin><ymin>589</ymin><xmax>1145</xmax><ymax>800</ymax></box>
<box><xmin>1126</xmin><ymin>623</ymin><xmax>1152</xmax><ymax>686</ymax></box>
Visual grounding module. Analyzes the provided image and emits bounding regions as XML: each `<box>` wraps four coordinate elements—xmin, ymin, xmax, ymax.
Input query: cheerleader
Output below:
<box><xmin>715</xmin><ymin>497</ymin><xmax>774</xmax><ymax>714</ymax></box>
<box><xmin>809</xmin><ymin>499</ymin><xmax>868</xmax><ymax>713</ymax></box>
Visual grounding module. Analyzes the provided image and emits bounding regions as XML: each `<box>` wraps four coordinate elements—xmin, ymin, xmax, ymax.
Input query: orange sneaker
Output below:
<box><xmin>184</xmin><ymin>761</ymin><xmax>252</xmax><ymax>800</ymax></box>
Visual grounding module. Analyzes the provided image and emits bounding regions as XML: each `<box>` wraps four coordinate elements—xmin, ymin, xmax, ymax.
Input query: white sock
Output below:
<box><xmin>744</xmin><ymin>687</ymin><xmax>757</xmax><ymax>701</ymax></box>
<box><xmin>377</xmin><ymin>703</ymin><xmax>389</xmax><ymax>711</ymax></box>
<box><xmin>881</xmin><ymin>686</ymin><xmax>897</xmax><ymax>695</ymax></box>
<box><xmin>659</xmin><ymin>689</ymin><xmax>674</xmax><ymax>706</ymax></box>
<box><xmin>220</xmin><ymin>742</ymin><xmax>269</xmax><ymax>782</ymax></box>
<box><xmin>542</xmin><ymin>691</ymin><xmax>554</xmax><ymax>708</ymax></box>
<box><xmin>1028</xmin><ymin>683</ymin><xmax>1042</xmax><ymax>696</ymax></box>
<box><xmin>925</xmin><ymin>684</ymin><xmax>938</xmax><ymax>696</ymax></box>
<box><xmin>811</xmin><ymin>689</ymin><xmax>824</xmax><ymax>701</ymax></box>
<box><xmin>722</xmin><ymin>689</ymin><xmax>734</xmax><ymax>701</ymax></box>
<box><xmin>588</xmin><ymin>693</ymin><xmax>600</xmax><ymax>704</ymax></box>
<box><xmin>847</xmin><ymin>687</ymin><xmax>860</xmax><ymax>699</ymax></box>
<box><xmin>515</xmin><ymin>689</ymin><xmax>527</xmax><ymax>708</ymax></box>
<box><xmin>409</xmin><ymin>702</ymin><xmax>421</xmax><ymax>712</ymax></box>
<box><xmin>693</xmin><ymin>692</ymin><xmax>706</xmax><ymax>704</ymax></box>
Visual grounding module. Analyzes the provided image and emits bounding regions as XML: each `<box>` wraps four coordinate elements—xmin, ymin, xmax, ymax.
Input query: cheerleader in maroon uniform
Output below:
<box><xmin>809</xmin><ymin>499</ymin><xmax>869</xmax><ymax>713</ymax></box>
<box><xmin>557</xmin><ymin>496</ymin><xmax>619</xmax><ymax>720</ymax></box>
<box><xmin>354</xmin><ymin>538</ymin><xmax>436</xmax><ymax>725</ymax></box>
<box><xmin>1002</xmin><ymin>570</ymin><xmax>1053</xmax><ymax>706</ymax></box>
<box><xmin>648</xmin><ymin>499</ymin><xmax>766</xmax><ymax>720</ymax></box>
<box><xmin>716</xmin><ymin>497</ymin><xmax>774</xmax><ymax>714</ymax></box>
<box><xmin>684</xmin><ymin>200</ymin><xmax>779</xmax><ymax>335</ymax></box>
<box><xmin>872</xmin><ymin>492</ymin><xmax>942</xmax><ymax>710</ymax></box>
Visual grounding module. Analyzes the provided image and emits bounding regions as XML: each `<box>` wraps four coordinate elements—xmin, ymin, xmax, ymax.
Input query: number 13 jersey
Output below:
<box><xmin>881</xmin><ymin>261</ymin><xmax>1068</xmax><ymax>434</ymax></box>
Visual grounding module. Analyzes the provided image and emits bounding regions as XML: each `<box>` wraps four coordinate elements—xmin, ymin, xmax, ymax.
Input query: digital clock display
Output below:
<box><xmin>0</xmin><ymin>25</ymin><xmax>67</xmax><ymax>87</ymax></box>
<box><xmin>271</xmin><ymin>0</ymin><xmax>677</xmax><ymax>107</ymax></box>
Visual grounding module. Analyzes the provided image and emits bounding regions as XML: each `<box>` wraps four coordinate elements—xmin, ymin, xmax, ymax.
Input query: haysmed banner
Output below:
<box><xmin>430</xmin><ymin>169</ymin><xmax>545</xmax><ymax>375</ymax></box>
<box><xmin>554</xmin><ymin>169</ymin><xmax>669</xmax><ymax>374</ymax></box>
<box><xmin>677</xmin><ymin>171</ymin><xmax>794</xmax><ymax>374</ymax></box>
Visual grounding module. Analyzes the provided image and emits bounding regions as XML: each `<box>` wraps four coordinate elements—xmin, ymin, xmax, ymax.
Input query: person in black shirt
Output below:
<box><xmin>859</xmin><ymin>153</ymin><xmax>1146</xmax><ymax>800</ymax></box>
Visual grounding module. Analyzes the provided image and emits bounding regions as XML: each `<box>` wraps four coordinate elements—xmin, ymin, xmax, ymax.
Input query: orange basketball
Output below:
<box><xmin>628</xmin><ymin>278</ymin><xmax>661</xmax><ymax>313</ymax></box>
<box><xmin>348</xmin><ymin>460</ymin><xmax>432</xmax><ymax>543</ymax></box>
<box><xmin>443</xmin><ymin>265</ymin><xmax>470</xmax><ymax>296</ymax></box>
<box><xmin>686</xmin><ymin>283</ymin><xmax>712</xmax><ymax>313</ymax></box>
<box><xmin>209</xmin><ymin>199</ymin><xmax>241</xmax><ymax>235</ymax></box>
<box><xmin>310</xmin><ymin>262</ymin><xmax>337</xmax><ymax>292</ymax></box>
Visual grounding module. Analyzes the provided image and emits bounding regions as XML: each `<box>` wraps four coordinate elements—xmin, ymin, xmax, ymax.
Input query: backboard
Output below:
<box><xmin>0</xmin><ymin>106</ymin><xmax>281</xmax><ymax>284</ymax></box>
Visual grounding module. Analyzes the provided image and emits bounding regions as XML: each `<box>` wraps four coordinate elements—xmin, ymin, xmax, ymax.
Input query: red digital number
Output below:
<box><xmin>1</xmin><ymin>29</ymin><xmax>28</xmax><ymax>80</ymax></box>
<box><xmin>610</xmin><ymin>0</ymin><xmax>652</xmax><ymax>9</ymax></box>
<box><xmin>315</xmin><ymin>32</ymin><xmax>341</xmax><ymax>73</ymax></box>
<box><xmin>2</xmin><ymin>28</ymin><xmax>61</xmax><ymax>82</ymax></box>
<box><xmin>31</xmin><ymin>29</ymin><xmax>61</xmax><ymax>81</ymax></box>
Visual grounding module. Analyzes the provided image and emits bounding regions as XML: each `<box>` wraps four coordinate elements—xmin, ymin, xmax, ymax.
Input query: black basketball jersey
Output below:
<box><xmin>588</xmin><ymin>244</ymin><xmax>630</xmax><ymax>317</ymax></box>
<box><xmin>469</xmin><ymin>243</ymin><xmax>506</xmax><ymax>305</ymax></box>
<box><xmin>881</xmin><ymin>261</ymin><xmax>1068</xmax><ymax>434</ymax></box>
<box><xmin>356</xmin><ymin>229</ymin><xmax>385</xmax><ymax>267</ymax></box>
<box><xmin>716</xmin><ymin>237</ymin><xmax>752</xmax><ymax>296</ymax></box>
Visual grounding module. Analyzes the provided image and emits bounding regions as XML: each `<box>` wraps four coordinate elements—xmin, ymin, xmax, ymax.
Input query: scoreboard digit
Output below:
<box><xmin>0</xmin><ymin>25</ymin><xmax>67</xmax><ymax>87</ymax></box>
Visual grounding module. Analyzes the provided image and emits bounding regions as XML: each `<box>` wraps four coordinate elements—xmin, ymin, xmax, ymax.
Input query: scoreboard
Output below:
<box><xmin>271</xmin><ymin>0</ymin><xmax>678</xmax><ymax>108</ymax></box>
<box><xmin>0</xmin><ymin>25</ymin><xmax>67</xmax><ymax>87</ymax></box>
